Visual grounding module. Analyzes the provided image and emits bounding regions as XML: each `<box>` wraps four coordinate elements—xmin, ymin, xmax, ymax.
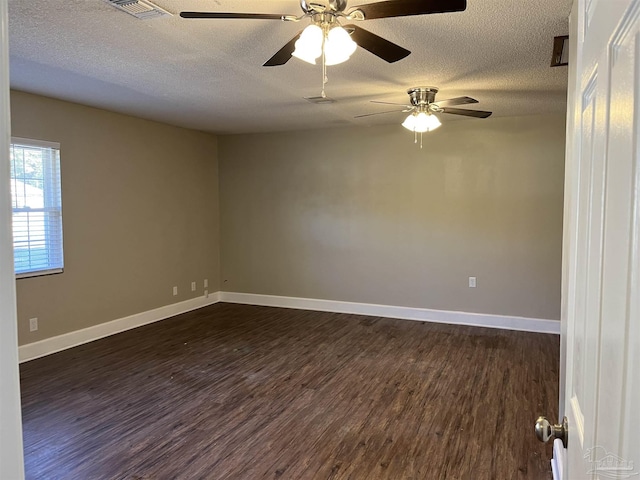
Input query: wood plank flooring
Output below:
<box><xmin>20</xmin><ymin>303</ymin><xmax>559</xmax><ymax>479</ymax></box>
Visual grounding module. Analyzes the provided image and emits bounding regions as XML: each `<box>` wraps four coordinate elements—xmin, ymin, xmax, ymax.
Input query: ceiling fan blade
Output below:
<box><xmin>263</xmin><ymin>32</ymin><xmax>303</xmax><ymax>66</ymax></box>
<box><xmin>441</xmin><ymin>107</ymin><xmax>492</xmax><ymax>118</ymax></box>
<box><xmin>433</xmin><ymin>96</ymin><xmax>479</xmax><ymax>107</ymax></box>
<box><xmin>348</xmin><ymin>0</ymin><xmax>466</xmax><ymax>20</ymax></box>
<box><xmin>345</xmin><ymin>25</ymin><xmax>410</xmax><ymax>63</ymax></box>
<box><xmin>371</xmin><ymin>100</ymin><xmax>413</xmax><ymax>107</ymax></box>
<box><xmin>354</xmin><ymin>109</ymin><xmax>408</xmax><ymax>118</ymax></box>
<box><xmin>180</xmin><ymin>12</ymin><xmax>286</xmax><ymax>20</ymax></box>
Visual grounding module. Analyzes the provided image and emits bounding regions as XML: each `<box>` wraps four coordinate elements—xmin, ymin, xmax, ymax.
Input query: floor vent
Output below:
<box><xmin>104</xmin><ymin>0</ymin><xmax>172</xmax><ymax>20</ymax></box>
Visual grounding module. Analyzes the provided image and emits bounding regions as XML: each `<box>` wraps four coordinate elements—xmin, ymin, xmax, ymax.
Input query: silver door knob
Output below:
<box><xmin>535</xmin><ymin>416</ymin><xmax>568</xmax><ymax>448</ymax></box>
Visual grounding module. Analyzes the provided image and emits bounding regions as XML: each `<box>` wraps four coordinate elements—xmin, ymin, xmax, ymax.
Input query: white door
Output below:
<box><xmin>561</xmin><ymin>0</ymin><xmax>640</xmax><ymax>477</ymax></box>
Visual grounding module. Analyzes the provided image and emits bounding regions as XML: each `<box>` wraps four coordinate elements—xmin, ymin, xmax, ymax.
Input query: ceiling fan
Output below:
<box><xmin>356</xmin><ymin>87</ymin><xmax>492</xmax><ymax>147</ymax></box>
<box><xmin>180</xmin><ymin>1</ymin><xmax>467</xmax><ymax>71</ymax></box>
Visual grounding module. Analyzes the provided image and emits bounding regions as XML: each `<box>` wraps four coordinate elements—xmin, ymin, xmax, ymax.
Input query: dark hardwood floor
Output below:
<box><xmin>20</xmin><ymin>303</ymin><xmax>559</xmax><ymax>479</ymax></box>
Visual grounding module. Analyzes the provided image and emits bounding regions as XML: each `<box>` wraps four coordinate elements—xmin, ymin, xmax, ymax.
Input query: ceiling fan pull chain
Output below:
<box><xmin>321</xmin><ymin>35</ymin><xmax>328</xmax><ymax>98</ymax></box>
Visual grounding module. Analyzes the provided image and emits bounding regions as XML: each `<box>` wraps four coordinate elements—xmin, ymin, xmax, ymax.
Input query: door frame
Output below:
<box><xmin>0</xmin><ymin>0</ymin><xmax>25</xmax><ymax>477</ymax></box>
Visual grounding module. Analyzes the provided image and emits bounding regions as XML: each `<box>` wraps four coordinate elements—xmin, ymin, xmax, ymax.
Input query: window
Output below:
<box><xmin>10</xmin><ymin>137</ymin><xmax>64</xmax><ymax>278</ymax></box>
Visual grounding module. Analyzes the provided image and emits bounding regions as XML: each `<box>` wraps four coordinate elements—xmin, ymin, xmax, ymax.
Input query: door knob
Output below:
<box><xmin>535</xmin><ymin>416</ymin><xmax>568</xmax><ymax>448</ymax></box>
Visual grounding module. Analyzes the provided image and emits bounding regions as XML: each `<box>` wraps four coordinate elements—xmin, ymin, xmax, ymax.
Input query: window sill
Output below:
<box><xmin>16</xmin><ymin>268</ymin><xmax>64</xmax><ymax>280</ymax></box>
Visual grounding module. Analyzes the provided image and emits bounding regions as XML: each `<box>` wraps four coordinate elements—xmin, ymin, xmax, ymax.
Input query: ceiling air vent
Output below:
<box><xmin>304</xmin><ymin>96</ymin><xmax>336</xmax><ymax>105</ymax></box>
<box><xmin>104</xmin><ymin>0</ymin><xmax>172</xmax><ymax>20</ymax></box>
<box><xmin>551</xmin><ymin>35</ymin><xmax>569</xmax><ymax>67</ymax></box>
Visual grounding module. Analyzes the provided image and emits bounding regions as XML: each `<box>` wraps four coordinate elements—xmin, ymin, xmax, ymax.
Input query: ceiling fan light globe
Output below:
<box><xmin>413</xmin><ymin>112</ymin><xmax>430</xmax><ymax>132</ymax></box>
<box><xmin>410</xmin><ymin>112</ymin><xmax>441</xmax><ymax>132</ymax></box>
<box><xmin>402</xmin><ymin>113</ymin><xmax>417</xmax><ymax>131</ymax></box>
<box><xmin>402</xmin><ymin>112</ymin><xmax>441</xmax><ymax>132</ymax></box>
<box><xmin>424</xmin><ymin>113</ymin><xmax>442</xmax><ymax>131</ymax></box>
<box><xmin>327</xmin><ymin>26</ymin><xmax>357</xmax><ymax>53</ymax></box>
<box><xmin>292</xmin><ymin>24</ymin><xmax>323</xmax><ymax>64</ymax></box>
<box><xmin>324</xmin><ymin>26</ymin><xmax>357</xmax><ymax>65</ymax></box>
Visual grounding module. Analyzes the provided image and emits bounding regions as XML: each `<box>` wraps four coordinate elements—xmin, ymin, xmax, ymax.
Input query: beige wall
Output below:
<box><xmin>219</xmin><ymin>113</ymin><xmax>565</xmax><ymax>320</ymax></box>
<box><xmin>11</xmin><ymin>91</ymin><xmax>220</xmax><ymax>345</ymax></box>
<box><xmin>11</xmin><ymin>93</ymin><xmax>564</xmax><ymax>347</ymax></box>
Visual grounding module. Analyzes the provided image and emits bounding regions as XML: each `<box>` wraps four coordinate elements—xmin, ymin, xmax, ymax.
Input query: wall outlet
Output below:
<box><xmin>191</xmin><ymin>281</ymin><xmax>196</xmax><ymax>292</ymax></box>
<box><xmin>29</xmin><ymin>318</ymin><xmax>38</xmax><ymax>332</ymax></box>
<box><xmin>204</xmin><ymin>278</ymin><xmax>208</xmax><ymax>288</ymax></box>
<box><xmin>173</xmin><ymin>286</ymin><xmax>178</xmax><ymax>296</ymax></box>
<box><xmin>469</xmin><ymin>276</ymin><xmax>477</xmax><ymax>288</ymax></box>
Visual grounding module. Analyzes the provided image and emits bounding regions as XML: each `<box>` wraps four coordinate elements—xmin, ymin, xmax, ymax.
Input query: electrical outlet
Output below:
<box><xmin>173</xmin><ymin>286</ymin><xmax>178</xmax><ymax>296</ymax></box>
<box><xmin>204</xmin><ymin>278</ymin><xmax>208</xmax><ymax>288</ymax></box>
<box><xmin>29</xmin><ymin>318</ymin><xmax>38</xmax><ymax>332</ymax></box>
<box><xmin>191</xmin><ymin>281</ymin><xmax>196</xmax><ymax>292</ymax></box>
<box><xmin>469</xmin><ymin>277</ymin><xmax>477</xmax><ymax>288</ymax></box>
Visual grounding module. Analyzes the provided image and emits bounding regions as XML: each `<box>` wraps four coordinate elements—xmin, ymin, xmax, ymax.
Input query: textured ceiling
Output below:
<box><xmin>8</xmin><ymin>0</ymin><xmax>571</xmax><ymax>134</ymax></box>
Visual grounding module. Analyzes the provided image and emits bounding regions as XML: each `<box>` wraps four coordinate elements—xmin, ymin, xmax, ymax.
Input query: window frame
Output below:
<box><xmin>10</xmin><ymin>136</ymin><xmax>64</xmax><ymax>279</ymax></box>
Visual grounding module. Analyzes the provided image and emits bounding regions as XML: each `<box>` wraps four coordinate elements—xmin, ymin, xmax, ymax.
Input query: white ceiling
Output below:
<box><xmin>8</xmin><ymin>0</ymin><xmax>571</xmax><ymax>134</ymax></box>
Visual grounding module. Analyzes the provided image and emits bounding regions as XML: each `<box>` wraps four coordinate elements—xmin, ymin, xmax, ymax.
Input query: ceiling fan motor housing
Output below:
<box><xmin>408</xmin><ymin>87</ymin><xmax>438</xmax><ymax>106</ymax></box>
<box><xmin>301</xmin><ymin>0</ymin><xmax>348</xmax><ymax>14</ymax></box>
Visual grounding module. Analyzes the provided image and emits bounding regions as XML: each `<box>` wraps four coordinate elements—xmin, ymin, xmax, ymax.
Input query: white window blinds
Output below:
<box><xmin>10</xmin><ymin>137</ymin><xmax>64</xmax><ymax>278</ymax></box>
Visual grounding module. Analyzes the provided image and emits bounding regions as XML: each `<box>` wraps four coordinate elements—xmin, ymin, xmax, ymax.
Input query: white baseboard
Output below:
<box><xmin>19</xmin><ymin>290</ymin><xmax>560</xmax><ymax>362</ymax></box>
<box><xmin>219</xmin><ymin>292</ymin><xmax>561</xmax><ymax>335</ymax></box>
<box><xmin>18</xmin><ymin>293</ymin><xmax>221</xmax><ymax>363</ymax></box>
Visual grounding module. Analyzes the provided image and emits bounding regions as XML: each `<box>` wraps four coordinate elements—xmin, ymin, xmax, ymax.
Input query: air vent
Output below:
<box><xmin>551</xmin><ymin>35</ymin><xmax>569</xmax><ymax>67</ymax></box>
<box><xmin>104</xmin><ymin>0</ymin><xmax>172</xmax><ymax>20</ymax></box>
<box><xmin>304</xmin><ymin>96</ymin><xmax>336</xmax><ymax>105</ymax></box>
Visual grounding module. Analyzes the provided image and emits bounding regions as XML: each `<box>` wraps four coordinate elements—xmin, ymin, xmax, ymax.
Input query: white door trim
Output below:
<box><xmin>0</xmin><ymin>0</ymin><xmax>26</xmax><ymax>476</ymax></box>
